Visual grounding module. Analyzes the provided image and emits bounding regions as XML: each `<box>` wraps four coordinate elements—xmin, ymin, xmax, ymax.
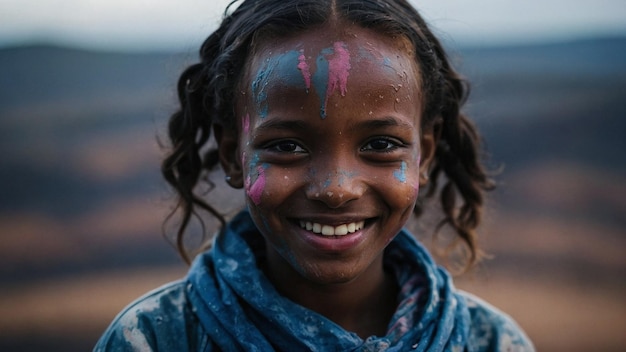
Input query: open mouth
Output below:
<box><xmin>298</xmin><ymin>220</ymin><xmax>366</xmax><ymax>236</ymax></box>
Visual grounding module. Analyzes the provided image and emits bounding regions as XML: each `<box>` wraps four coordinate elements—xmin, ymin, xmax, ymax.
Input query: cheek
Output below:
<box><xmin>390</xmin><ymin>161</ymin><xmax>421</xmax><ymax>205</ymax></box>
<box><xmin>243</xmin><ymin>151</ymin><xmax>266</xmax><ymax>205</ymax></box>
<box><xmin>241</xmin><ymin>113</ymin><xmax>250</xmax><ymax>135</ymax></box>
<box><xmin>244</xmin><ymin>163</ymin><xmax>294</xmax><ymax>207</ymax></box>
<box><xmin>245</xmin><ymin>165</ymin><xmax>266</xmax><ymax>205</ymax></box>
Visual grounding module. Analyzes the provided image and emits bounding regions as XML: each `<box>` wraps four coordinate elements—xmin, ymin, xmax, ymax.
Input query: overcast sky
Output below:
<box><xmin>1</xmin><ymin>0</ymin><xmax>625</xmax><ymax>51</ymax></box>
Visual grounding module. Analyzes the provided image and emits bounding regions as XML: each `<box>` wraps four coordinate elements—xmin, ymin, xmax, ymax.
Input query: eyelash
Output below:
<box><xmin>360</xmin><ymin>137</ymin><xmax>404</xmax><ymax>153</ymax></box>
<box><xmin>262</xmin><ymin>137</ymin><xmax>406</xmax><ymax>155</ymax></box>
<box><xmin>265</xmin><ymin>140</ymin><xmax>307</xmax><ymax>154</ymax></box>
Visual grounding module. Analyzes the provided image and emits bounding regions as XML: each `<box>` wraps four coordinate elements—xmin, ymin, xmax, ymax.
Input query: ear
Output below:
<box><xmin>214</xmin><ymin>124</ymin><xmax>244</xmax><ymax>188</ymax></box>
<box><xmin>418</xmin><ymin>118</ymin><xmax>441</xmax><ymax>186</ymax></box>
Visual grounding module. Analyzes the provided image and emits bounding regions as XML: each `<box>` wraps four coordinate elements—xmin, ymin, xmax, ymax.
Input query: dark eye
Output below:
<box><xmin>268</xmin><ymin>140</ymin><xmax>306</xmax><ymax>153</ymax></box>
<box><xmin>362</xmin><ymin>138</ymin><xmax>400</xmax><ymax>152</ymax></box>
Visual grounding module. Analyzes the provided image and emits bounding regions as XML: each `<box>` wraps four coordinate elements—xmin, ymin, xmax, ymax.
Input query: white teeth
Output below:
<box><xmin>299</xmin><ymin>220</ymin><xmax>365</xmax><ymax>236</ymax></box>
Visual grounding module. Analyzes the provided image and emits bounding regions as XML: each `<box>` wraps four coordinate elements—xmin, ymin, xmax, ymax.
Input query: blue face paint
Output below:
<box><xmin>356</xmin><ymin>47</ymin><xmax>396</xmax><ymax>75</ymax></box>
<box><xmin>382</xmin><ymin>57</ymin><xmax>394</xmax><ymax>70</ymax></box>
<box><xmin>323</xmin><ymin>177</ymin><xmax>332</xmax><ymax>189</ymax></box>
<box><xmin>312</xmin><ymin>48</ymin><xmax>332</xmax><ymax>118</ymax></box>
<box><xmin>248</xmin><ymin>152</ymin><xmax>261</xmax><ymax>171</ymax></box>
<box><xmin>311</xmin><ymin>43</ymin><xmax>352</xmax><ymax>119</ymax></box>
<box><xmin>272</xmin><ymin>50</ymin><xmax>305</xmax><ymax>87</ymax></box>
<box><xmin>393</xmin><ymin>161</ymin><xmax>407</xmax><ymax>183</ymax></box>
<box><xmin>252</xmin><ymin>50</ymin><xmax>312</xmax><ymax>118</ymax></box>
<box><xmin>251</xmin><ymin>58</ymin><xmax>278</xmax><ymax>119</ymax></box>
<box><xmin>337</xmin><ymin>170</ymin><xmax>357</xmax><ymax>187</ymax></box>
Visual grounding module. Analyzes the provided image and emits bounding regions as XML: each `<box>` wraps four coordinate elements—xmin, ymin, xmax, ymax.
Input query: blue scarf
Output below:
<box><xmin>186</xmin><ymin>211</ymin><xmax>470</xmax><ymax>351</ymax></box>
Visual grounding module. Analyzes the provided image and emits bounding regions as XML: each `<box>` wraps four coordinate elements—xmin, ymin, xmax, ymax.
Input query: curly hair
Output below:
<box><xmin>161</xmin><ymin>0</ymin><xmax>495</xmax><ymax>265</ymax></box>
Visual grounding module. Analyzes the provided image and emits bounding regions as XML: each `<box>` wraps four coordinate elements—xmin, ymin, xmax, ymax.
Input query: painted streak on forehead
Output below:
<box><xmin>311</xmin><ymin>41</ymin><xmax>351</xmax><ymax>119</ymax></box>
<box><xmin>356</xmin><ymin>45</ymin><xmax>413</xmax><ymax>90</ymax></box>
<box><xmin>250</xmin><ymin>42</ymin><xmax>352</xmax><ymax>120</ymax></box>
<box><xmin>251</xmin><ymin>49</ymin><xmax>309</xmax><ymax>119</ymax></box>
<box><xmin>250</xmin><ymin>39</ymin><xmax>415</xmax><ymax>122</ymax></box>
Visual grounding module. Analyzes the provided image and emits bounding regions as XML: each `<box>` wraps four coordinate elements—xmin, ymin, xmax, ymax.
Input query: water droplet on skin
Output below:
<box><xmin>391</xmin><ymin>83</ymin><xmax>403</xmax><ymax>92</ymax></box>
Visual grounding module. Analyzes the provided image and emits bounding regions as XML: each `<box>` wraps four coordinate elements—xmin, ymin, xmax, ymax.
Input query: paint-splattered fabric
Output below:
<box><xmin>95</xmin><ymin>211</ymin><xmax>534</xmax><ymax>351</ymax></box>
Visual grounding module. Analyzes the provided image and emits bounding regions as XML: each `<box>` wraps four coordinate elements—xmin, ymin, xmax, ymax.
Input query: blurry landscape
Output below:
<box><xmin>0</xmin><ymin>37</ymin><xmax>624</xmax><ymax>351</ymax></box>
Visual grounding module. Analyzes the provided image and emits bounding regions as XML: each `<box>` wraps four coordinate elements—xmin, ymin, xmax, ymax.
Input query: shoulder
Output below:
<box><xmin>94</xmin><ymin>280</ymin><xmax>210</xmax><ymax>352</ymax></box>
<box><xmin>460</xmin><ymin>291</ymin><xmax>536</xmax><ymax>352</ymax></box>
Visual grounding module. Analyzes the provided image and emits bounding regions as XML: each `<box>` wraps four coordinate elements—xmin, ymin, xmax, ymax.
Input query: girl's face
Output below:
<box><xmin>220</xmin><ymin>24</ymin><xmax>435</xmax><ymax>286</ymax></box>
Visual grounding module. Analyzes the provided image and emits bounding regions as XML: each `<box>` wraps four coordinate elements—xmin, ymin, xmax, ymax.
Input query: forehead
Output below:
<box><xmin>239</xmin><ymin>24</ymin><xmax>423</xmax><ymax>123</ymax></box>
<box><xmin>244</xmin><ymin>24</ymin><xmax>420</xmax><ymax>89</ymax></box>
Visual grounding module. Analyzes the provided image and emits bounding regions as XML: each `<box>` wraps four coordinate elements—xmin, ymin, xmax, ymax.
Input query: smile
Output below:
<box><xmin>298</xmin><ymin>220</ymin><xmax>365</xmax><ymax>236</ymax></box>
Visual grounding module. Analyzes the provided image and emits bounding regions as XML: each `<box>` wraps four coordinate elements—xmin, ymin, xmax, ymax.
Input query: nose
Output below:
<box><xmin>305</xmin><ymin>168</ymin><xmax>365</xmax><ymax>208</ymax></box>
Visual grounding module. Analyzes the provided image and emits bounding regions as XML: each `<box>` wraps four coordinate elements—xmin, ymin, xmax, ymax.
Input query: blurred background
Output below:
<box><xmin>0</xmin><ymin>0</ymin><xmax>625</xmax><ymax>350</ymax></box>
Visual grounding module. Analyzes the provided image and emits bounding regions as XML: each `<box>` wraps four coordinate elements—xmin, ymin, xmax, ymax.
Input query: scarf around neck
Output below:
<box><xmin>185</xmin><ymin>211</ymin><xmax>470</xmax><ymax>351</ymax></box>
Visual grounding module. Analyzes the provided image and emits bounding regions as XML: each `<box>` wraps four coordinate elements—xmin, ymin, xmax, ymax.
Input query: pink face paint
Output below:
<box><xmin>326</xmin><ymin>41</ymin><xmax>351</xmax><ymax>99</ymax></box>
<box><xmin>297</xmin><ymin>50</ymin><xmax>311</xmax><ymax>91</ymax></box>
<box><xmin>312</xmin><ymin>41</ymin><xmax>351</xmax><ymax>118</ymax></box>
<box><xmin>246</xmin><ymin>165</ymin><xmax>266</xmax><ymax>205</ymax></box>
<box><xmin>242</xmin><ymin>113</ymin><xmax>250</xmax><ymax>135</ymax></box>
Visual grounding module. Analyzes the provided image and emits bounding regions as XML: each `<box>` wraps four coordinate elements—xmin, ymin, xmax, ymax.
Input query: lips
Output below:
<box><xmin>298</xmin><ymin>220</ymin><xmax>365</xmax><ymax>236</ymax></box>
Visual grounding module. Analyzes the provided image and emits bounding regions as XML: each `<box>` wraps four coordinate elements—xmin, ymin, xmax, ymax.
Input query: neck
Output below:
<box><xmin>264</xmin><ymin>253</ymin><xmax>398</xmax><ymax>339</ymax></box>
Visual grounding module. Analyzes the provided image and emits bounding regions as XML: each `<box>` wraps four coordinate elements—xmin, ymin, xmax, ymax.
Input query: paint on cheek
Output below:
<box><xmin>312</xmin><ymin>41</ymin><xmax>351</xmax><ymax>119</ymax></box>
<box><xmin>248</xmin><ymin>152</ymin><xmax>260</xmax><ymax>171</ymax></box>
<box><xmin>393</xmin><ymin>161</ymin><xmax>407</xmax><ymax>183</ymax></box>
<box><xmin>246</xmin><ymin>164</ymin><xmax>267</xmax><ymax>205</ymax></box>
<box><xmin>297</xmin><ymin>50</ymin><xmax>311</xmax><ymax>91</ymax></box>
<box><xmin>242</xmin><ymin>113</ymin><xmax>250</xmax><ymax>135</ymax></box>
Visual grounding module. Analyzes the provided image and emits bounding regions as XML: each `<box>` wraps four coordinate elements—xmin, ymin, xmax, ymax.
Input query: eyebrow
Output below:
<box><xmin>353</xmin><ymin>116</ymin><xmax>415</xmax><ymax>132</ymax></box>
<box><xmin>254</xmin><ymin>115</ymin><xmax>415</xmax><ymax>133</ymax></box>
<box><xmin>255</xmin><ymin>119</ymin><xmax>309</xmax><ymax>132</ymax></box>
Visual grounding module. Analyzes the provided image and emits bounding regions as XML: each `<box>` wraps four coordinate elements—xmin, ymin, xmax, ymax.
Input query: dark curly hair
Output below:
<box><xmin>162</xmin><ymin>0</ymin><xmax>495</xmax><ymax>265</ymax></box>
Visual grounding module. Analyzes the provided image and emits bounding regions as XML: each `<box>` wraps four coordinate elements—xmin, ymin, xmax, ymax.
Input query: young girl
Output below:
<box><xmin>96</xmin><ymin>0</ymin><xmax>534</xmax><ymax>350</ymax></box>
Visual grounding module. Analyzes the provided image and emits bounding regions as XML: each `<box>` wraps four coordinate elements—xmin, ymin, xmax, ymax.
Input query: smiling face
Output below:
<box><xmin>219</xmin><ymin>24</ymin><xmax>435</xmax><ymax>287</ymax></box>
